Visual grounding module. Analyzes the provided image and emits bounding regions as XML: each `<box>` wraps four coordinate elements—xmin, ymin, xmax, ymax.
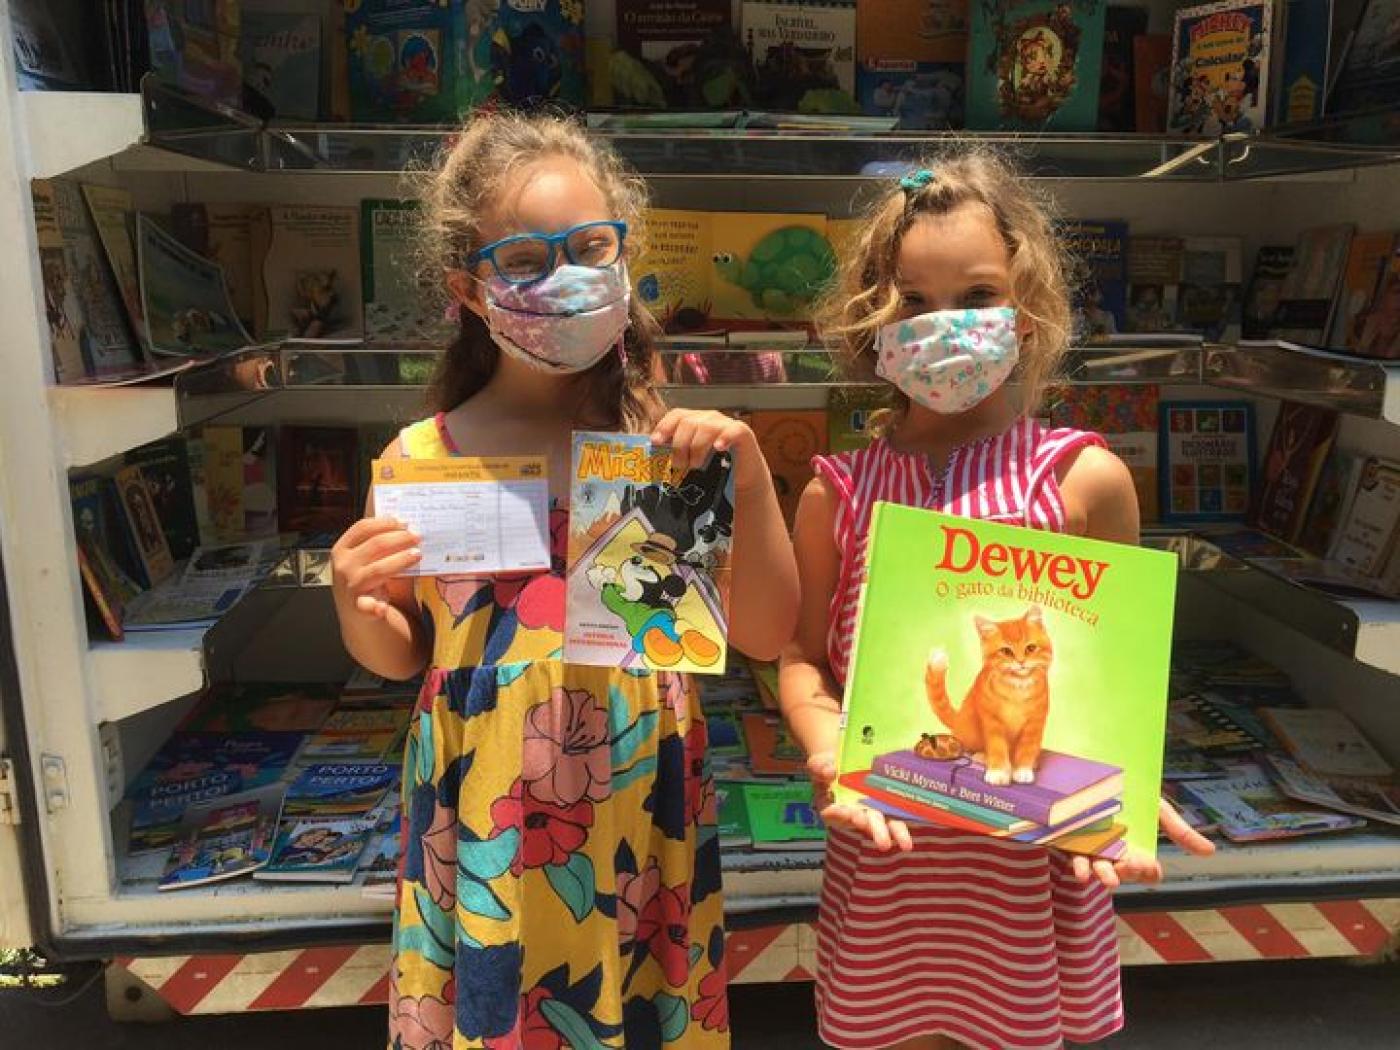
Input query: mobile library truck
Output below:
<box><xmin>2</xmin><ymin>0</ymin><xmax>1400</xmax><ymax>1023</ymax></box>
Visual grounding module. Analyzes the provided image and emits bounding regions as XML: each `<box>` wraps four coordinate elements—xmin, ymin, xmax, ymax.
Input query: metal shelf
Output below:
<box><xmin>1206</xmin><ymin>343</ymin><xmax>1400</xmax><ymax>425</ymax></box>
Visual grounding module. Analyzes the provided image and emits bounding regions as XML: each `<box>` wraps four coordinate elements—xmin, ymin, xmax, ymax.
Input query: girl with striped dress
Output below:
<box><xmin>778</xmin><ymin>154</ymin><xmax>1213</xmax><ymax>1050</ymax></box>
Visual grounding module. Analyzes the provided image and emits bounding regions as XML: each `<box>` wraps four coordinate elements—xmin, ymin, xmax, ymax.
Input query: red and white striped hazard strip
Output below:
<box><xmin>112</xmin><ymin>899</ymin><xmax>1400</xmax><ymax>1016</ymax></box>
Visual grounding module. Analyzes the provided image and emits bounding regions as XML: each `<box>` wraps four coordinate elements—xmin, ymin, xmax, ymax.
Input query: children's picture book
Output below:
<box><xmin>1353</xmin><ymin>248</ymin><xmax>1400</xmax><ymax>361</ymax></box>
<box><xmin>565</xmin><ymin>432</ymin><xmax>734</xmax><ymax>673</ymax></box>
<box><xmin>31</xmin><ymin>181</ymin><xmax>87</xmax><ymax>383</ymax></box>
<box><xmin>158</xmin><ymin>788</ymin><xmax>281</xmax><ymax>891</ymax></box>
<box><xmin>1272</xmin><ymin>0</ymin><xmax>1332</xmax><ymax>124</ymax></box>
<box><xmin>612</xmin><ymin>0</ymin><xmax>737</xmax><ymax>109</ymax></box>
<box><xmin>742</xmin><ymin>712</ymin><xmax>808</xmax><ymax>776</ymax></box>
<box><xmin>137</xmin><ymin>214</ymin><xmax>253</xmax><ymax>358</ymax></box>
<box><xmin>1275</xmin><ymin>224</ymin><xmax>1354</xmax><ymax>346</ymax></box>
<box><xmin>1251</xmin><ymin>402</ymin><xmax>1339</xmax><ymax>542</ymax></box>
<box><xmin>743</xmin><ymin>781</ymin><xmax>827</xmax><ymax>849</ymax></box>
<box><xmin>967</xmin><ymin>0</ymin><xmax>1107</xmax><ymax>132</ymax></box>
<box><xmin>1126</xmin><ymin>237</ymin><xmax>1183</xmax><ymax>333</ymax></box>
<box><xmin>126</xmin><ymin>438</ymin><xmax>201</xmax><ymax>562</ymax></box>
<box><xmin>239</xmin><ymin>0</ymin><xmax>322</xmax><ymax>121</ymax></box>
<box><xmin>277</xmin><ymin>426</ymin><xmax>358</xmax><ymax>535</ymax></box>
<box><xmin>1327</xmin><ymin>0</ymin><xmax>1400</xmax><ymax>115</ymax></box>
<box><xmin>203</xmin><ymin>425</ymin><xmax>279</xmax><ymax>540</ymax></box>
<box><xmin>361</xmin><ymin>199</ymin><xmax>453</xmax><ymax>344</ymax></box>
<box><xmin>276</xmin><ymin>762</ymin><xmax>398</xmax><ymax>823</ymax></box>
<box><xmin>835</xmin><ymin>504</ymin><xmax>1177</xmax><ymax>857</ymax></box>
<box><xmin>1330</xmin><ymin>457</ymin><xmax>1400</xmax><ymax>575</ymax></box>
<box><xmin>857</xmin><ymin>60</ymin><xmax>966</xmax><ymax>128</ymax></box>
<box><xmin>1098</xmin><ymin>5</ymin><xmax>1148</xmax><ymax>131</ymax></box>
<box><xmin>750</xmin><ymin>410</ymin><xmax>828</xmax><ymax>528</ymax></box>
<box><xmin>1330</xmin><ymin>231</ymin><xmax>1396</xmax><ymax>349</ymax></box>
<box><xmin>114</xmin><ymin>464</ymin><xmax>175</xmax><ymax>589</ymax></box>
<box><xmin>1168</xmin><ymin>0</ymin><xmax>1273</xmax><ymax>135</ymax></box>
<box><xmin>1262</xmin><ymin>707</ymin><xmax>1395</xmax><ymax>779</ymax></box>
<box><xmin>1159</xmin><ymin>400</ymin><xmax>1256</xmax><ymax>523</ymax></box>
<box><xmin>170</xmin><ymin>203</ymin><xmax>258</xmax><ymax>330</ymax></box>
<box><xmin>744</xmin><ymin>1</ymin><xmax>859</xmax><ymax>114</ymax></box>
<box><xmin>80</xmin><ymin>183</ymin><xmax>143</xmax><ymax>334</ymax></box>
<box><xmin>491</xmin><ymin>0</ymin><xmax>587</xmax><ymax>108</ymax></box>
<box><xmin>1049</xmin><ymin>384</ymin><xmax>1159</xmax><ymax>522</ymax></box>
<box><xmin>1242</xmin><ymin>245</ymin><xmax>1294</xmax><ymax>339</ymax></box>
<box><xmin>345</xmin><ymin>0</ymin><xmax>480</xmax><ymax>123</ymax></box>
<box><xmin>182</xmin><ymin>682</ymin><xmax>340</xmax><ymax>734</ymax></box>
<box><xmin>827</xmin><ymin>385</ymin><xmax>886</xmax><ymax>452</ymax></box>
<box><xmin>145</xmin><ymin>0</ymin><xmax>242</xmax><ymax>109</ymax></box>
<box><xmin>1177</xmin><ymin>763</ymin><xmax>1365</xmax><ymax>842</ymax></box>
<box><xmin>299</xmin><ymin>706</ymin><xmax>412</xmax><ymax>763</ymax></box>
<box><xmin>1264</xmin><ymin>753</ymin><xmax>1400</xmax><ymax>827</ymax></box>
<box><xmin>1297</xmin><ymin>447</ymin><xmax>1363</xmax><ymax>556</ymax></box>
<box><xmin>252</xmin><ymin>206</ymin><xmax>362</xmax><ymax>341</ymax></box>
<box><xmin>358</xmin><ymin>792</ymin><xmax>402</xmax><ymax>895</ymax></box>
<box><xmin>1062</xmin><ymin>219</ymin><xmax>1128</xmax><ymax>336</ymax></box>
<box><xmin>1177</xmin><ymin>236</ymin><xmax>1243</xmax><ymax>342</ymax></box>
<box><xmin>1132</xmin><ymin>32</ymin><xmax>1172</xmax><ymax>131</ymax></box>
<box><xmin>257</xmin><ymin>815</ymin><xmax>379</xmax><ymax>882</ymax></box>
<box><xmin>712</xmin><ymin>211</ymin><xmax>835</xmax><ymax>329</ymax></box>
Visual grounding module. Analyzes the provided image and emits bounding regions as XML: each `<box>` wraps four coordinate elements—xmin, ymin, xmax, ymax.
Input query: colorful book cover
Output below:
<box><xmin>967</xmin><ymin>0</ymin><xmax>1108</xmax><ymax>132</ymax></box>
<box><xmin>277</xmin><ymin>426</ymin><xmax>358</xmax><ymax>536</ymax></box>
<box><xmin>239</xmin><ymin>1</ymin><xmax>322</xmax><ymax>121</ymax></box>
<box><xmin>1049</xmin><ymin>384</ymin><xmax>1159</xmax><ymax>522</ymax></box>
<box><xmin>70</xmin><ymin>474</ymin><xmax>144</xmax><ymax>594</ymax></box>
<box><xmin>1353</xmin><ymin>248</ymin><xmax>1400</xmax><ymax>361</ymax></box>
<box><xmin>1272</xmin><ymin>0</ymin><xmax>1331</xmax><ymax>124</ymax></box>
<box><xmin>136</xmin><ymin>214</ymin><xmax>253</xmax><ymax>358</ymax></box>
<box><xmin>1275</xmin><ymin>224</ymin><xmax>1354</xmax><ymax>346</ymax></box>
<box><xmin>1062</xmin><ymin>219</ymin><xmax>1128</xmax><ymax>336</ymax></box>
<box><xmin>202</xmin><ymin>425</ymin><xmax>279</xmax><ymax>541</ymax></box>
<box><xmin>1159</xmin><ymin>400</ymin><xmax>1256</xmax><ymax>523</ymax></box>
<box><xmin>1327</xmin><ymin>0</ymin><xmax>1400</xmax><ymax>115</ymax></box>
<box><xmin>751</xmin><ymin>410</ymin><xmax>828</xmax><ymax>528</ymax></box>
<box><xmin>76</xmin><ymin>542</ymin><xmax>127</xmax><ymax>642</ymax></box>
<box><xmin>252</xmin><ymin>206</ymin><xmax>362</xmax><ymax>340</ymax></box>
<box><xmin>1132</xmin><ymin>32</ymin><xmax>1171</xmax><ymax>132</ymax></box>
<box><xmin>158</xmin><ymin>790</ymin><xmax>280</xmax><ymax>891</ymax></box>
<box><xmin>1167</xmin><ymin>0</ymin><xmax>1273</xmax><ymax>135</ymax></box>
<box><xmin>1263</xmin><ymin>707</ymin><xmax>1395</xmax><ymax>779</ymax></box>
<box><xmin>717</xmin><ymin>781</ymin><xmax>753</xmax><ymax>845</ymax></box>
<box><xmin>359</xmin><ymin>797</ymin><xmax>403</xmax><ymax>894</ymax></box>
<box><xmin>345</xmin><ymin>0</ymin><xmax>479</xmax><ymax>123</ymax></box>
<box><xmin>856</xmin><ymin>60</ymin><xmax>965</xmax><ymax>128</ymax></box>
<box><xmin>1242</xmin><ymin>245</ymin><xmax>1294</xmax><ymax>340</ymax></box>
<box><xmin>835</xmin><ymin>504</ymin><xmax>1177</xmax><ymax>856</ymax></box>
<box><xmin>1330</xmin><ymin>231</ymin><xmax>1396</xmax><ymax>349</ymax></box>
<box><xmin>710</xmin><ymin>211</ymin><xmax>835</xmax><ymax>329</ymax></box>
<box><xmin>1177</xmin><ymin>236</ymin><xmax>1243</xmax><ymax>342</ymax></box>
<box><xmin>256</xmin><ymin>816</ymin><xmax>379</xmax><ymax>882</ymax></box>
<box><xmin>1098</xmin><ymin>5</ymin><xmax>1148</xmax><ymax>131</ymax></box>
<box><xmin>145</xmin><ymin>0</ymin><xmax>243</xmax><ymax>109</ymax></box>
<box><xmin>744</xmin><ymin>1</ymin><xmax>859</xmax><ymax>113</ymax></box>
<box><xmin>279</xmin><ymin>763</ymin><xmax>398</xmax><ymax>821</ymax></box>
<box><xmin>613</xmin><ymin>0</ymin><xmax>736</xmax><ymax>109</ymax></box>
<box><xmin>1178</xmin><ymin>764</ymin><xmax>1365</xmax><ymax>842</ymax></box>
<box><xmin>1330</xmin><ymin>457</ymin><xmax>1400</xmax><ymax>575</ymax></box>
<box><xmin>827</xmin><ymin>386</ymin><xmax>887</xmax><ymax>452</ymax></box>
<box><xmin>1251</xmin><ymin>402</ymin><xmax>1340</xmax><ymax>542</ymax></box>
<box><xmin>80</xmin><ymin>184</ymin><xmax>143</xmax><ymax>334</ymax></box>
<box><xmin>114</xmin><ymin>463</ymin><xmax>175</xmax><ymax>589</ymax></box>
<box><xmin>182</xmin><ymin>682</ymin><xmax>340</xmax><ymax>734</ymax></box>
<box><xmin>742</xmin><ymin>781</ymin><xmax>826</xmax><ymax>847</ymax></box>
<box><xmin>565</xmin><ymin>432</ymin><xmax>733</xmax><ymax>674</ymax></box>
<box><xmin>31</xmin><ymin>181</ymin><xmax>87</xmax><ymax>383</ymax></box>
<box><xmin>492</xmin><ymin>0</ymin><xmax>587</xmax><ymax>108</ymax></box>
<box><xmin>1297</xmin><ymin>448</ymin><xmax>1363</xmax><ymax>557</ymax></box>
<box><xmin>742</xmin><ymin>712</ymin><xmax>808</xmax><ymax>776</ymax></box>
<box><xmin>170</xmin><ymin>203</ymin><xmax>258</xmax><ymax>331</ymax></box>
<box><xmin>126</xmin><ymin>438</ymin><xmax>201</xmax><ymax>562</ymax></box>
<box><xmin>361</xmin><ymin>199</ymin><xmax>453</xmax><ymax>344</ymax></box>
<box><xmin>632</xmin><ymin>208</ymin><xmax>718</xmax><ymax>335</ymax></box>
<box><xmin>299</xmin><ymin>707</ymin><xmax>411</xmax><ymax>763</ymax></box>
<box><xmin>1126</xmin><ymin>237</ymin><xmax>1183</xmax><ymax>334</ymax></box>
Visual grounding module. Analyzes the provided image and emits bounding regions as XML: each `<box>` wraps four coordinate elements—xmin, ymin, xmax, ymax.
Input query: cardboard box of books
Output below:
<box><xmin>835</xmin><ymin>504</ymin><xmax>1177</xmax><ymax>859</ymax></box>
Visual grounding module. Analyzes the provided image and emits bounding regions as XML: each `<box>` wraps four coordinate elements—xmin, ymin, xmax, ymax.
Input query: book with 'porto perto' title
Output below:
<box><xmin>836</xmin><ymin>504</ymin><xmax>1176</xmax><ymax>858</ymax></box>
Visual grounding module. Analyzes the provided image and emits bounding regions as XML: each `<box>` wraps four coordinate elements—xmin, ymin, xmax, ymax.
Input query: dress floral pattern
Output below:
<box><xmin>390</xmin><ymin>416</ymin><xmax>729</xmax><ymax>1050</ymax></box>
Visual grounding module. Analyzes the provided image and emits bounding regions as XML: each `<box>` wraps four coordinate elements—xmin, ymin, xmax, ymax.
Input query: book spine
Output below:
<box><xmin>873</xmin><ymin>753</ymin><xmax>1054</xmax><ymax>824</ymax></box>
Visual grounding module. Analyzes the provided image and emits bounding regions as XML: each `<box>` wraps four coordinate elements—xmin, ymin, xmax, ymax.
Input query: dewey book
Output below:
<box><xmin>835</xmin><ymin>504</ymin><xmax>1177</xmax><ymax>858</ymax></box>
<box><xmin>565</xmin><ymin>432</ymin><xmax>734</xmax><ymax>674</ymax></box>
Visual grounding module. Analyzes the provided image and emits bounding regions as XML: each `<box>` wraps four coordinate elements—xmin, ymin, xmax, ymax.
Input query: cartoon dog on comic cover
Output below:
<box><xmin>585</xmin><ymin>531</ymin><xmax>722</xmax><ymax>668</ymax></box>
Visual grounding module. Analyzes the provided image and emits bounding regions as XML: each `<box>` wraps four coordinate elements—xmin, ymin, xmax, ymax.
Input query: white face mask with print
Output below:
<box><xmin>874</xmin><ymin>306</ymin><xmax>1019</xmax><ymax>414</ymax></box>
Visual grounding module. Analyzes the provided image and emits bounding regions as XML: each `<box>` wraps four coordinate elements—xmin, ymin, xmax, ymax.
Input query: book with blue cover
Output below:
<box><xmin>278</xmin><ymin>762</ymin><xmax>398</xmax><ymax>820</ymax></box>
<box><xmin>1159</xmin><ymin>400</ymin><xmax>1257</xmax><ymax>523</ymax></box>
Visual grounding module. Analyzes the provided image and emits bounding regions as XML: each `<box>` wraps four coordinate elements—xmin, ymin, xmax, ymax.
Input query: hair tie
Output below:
<box><xmin>899</xmin><ymin>168</ymin><xmax>935</xmax><ymax>194</ymax></box>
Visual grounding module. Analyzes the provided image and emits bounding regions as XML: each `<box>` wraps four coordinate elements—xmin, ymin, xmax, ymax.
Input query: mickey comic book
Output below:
<box><xmin>565</xmin><ymin>431</ymin><xmax>734</xmax><ymax>674</ymax></box>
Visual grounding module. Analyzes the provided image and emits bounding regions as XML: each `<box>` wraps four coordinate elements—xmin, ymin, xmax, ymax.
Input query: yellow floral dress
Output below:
<box><xmin>389</xmin><ymin>416</ymin><xmax>730</xmax><ymax>1050</ymax></box>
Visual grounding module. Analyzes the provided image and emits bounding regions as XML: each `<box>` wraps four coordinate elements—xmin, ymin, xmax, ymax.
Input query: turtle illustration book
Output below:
<box><xmin>564</xmin><ymin>431</ymin><xmax>734</xmax><ymax>674</ymax></box>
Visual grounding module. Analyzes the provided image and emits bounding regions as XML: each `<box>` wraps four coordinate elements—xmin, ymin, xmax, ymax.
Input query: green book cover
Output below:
<box><xmin>742</xmin><ymin>781</ymin><xmax>826</xmax><ymax>845</ymax></box>
<box><xmin>717</xmin><ymin>781</ymin><xmax>752</xmax><ymax>844</ymax></box>
<box><xmin>837</xmin><ymin>503</ymin><xmax>1176</xmax><ymax>855</ymax></box>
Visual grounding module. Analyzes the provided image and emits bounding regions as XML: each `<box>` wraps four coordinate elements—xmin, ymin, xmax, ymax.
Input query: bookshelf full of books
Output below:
<box><xmin>3</xmin><ymin>0</ymin><xmax>1400</xmax><ymax>996</ymax></box>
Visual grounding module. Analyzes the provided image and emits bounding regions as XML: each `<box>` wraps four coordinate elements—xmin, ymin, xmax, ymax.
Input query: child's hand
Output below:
<box><xmin>808</xmin><ymin>751</ymin><xmax>915</xmax><ymax>853</ymax></box>
<box><xmin>652</xmin><ymin>409</ymin><xmax>766</xmax><ymax>491</ymax></box>
<box><xmin>1070</xmin><ymin>797</ymin><xmax>1215</xmax><ymax>889</ymax></box>
<box><xmin>332</xmin><ymin>517</ymin><xmax>421</xmax><ymax>619</ymax></box>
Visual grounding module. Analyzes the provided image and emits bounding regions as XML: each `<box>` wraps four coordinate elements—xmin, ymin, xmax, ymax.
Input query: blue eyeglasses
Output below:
<box><xmin>467</xmin><ymin>220</ymin><xmax>628</xmax><ymax>285</ymax></box>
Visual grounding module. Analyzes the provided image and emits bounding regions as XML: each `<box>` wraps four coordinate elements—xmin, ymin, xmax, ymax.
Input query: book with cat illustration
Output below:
<box><xmin>835</xmin><ymin>504</ymin><xmax>1176</xmax><ymax>858</ymax></box>
<box><xmin>564</xmin><ymin>431</ymin><xmax>734</xmax><ymax>675</ymax></box>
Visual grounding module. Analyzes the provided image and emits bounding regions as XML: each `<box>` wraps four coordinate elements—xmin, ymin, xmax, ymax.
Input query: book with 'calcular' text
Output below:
<box><xmin>836</xmin><ymin>504</ymin><xmax>1177</xmax><ymax>858</ymax></box>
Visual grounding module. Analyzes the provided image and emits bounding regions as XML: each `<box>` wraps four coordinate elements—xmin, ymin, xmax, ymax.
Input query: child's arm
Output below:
<box><xmin>779</xmin><ymin>476</ymin><xmax>913</xmax><ymax>853</ymax></box>
<box><xmin>652</xmin><ymin>409</ymin><xmax>798</xmax><ymax>661</ymax></box>
<box><xmin>330</xmin><ymin>437</ymin><xmax>431</xmax><ymax>681</ymax></box>
<box><xmin>1059</xmin><ymin>445</ymin><xmax>1215</xmax><ymax>887</ymax></box>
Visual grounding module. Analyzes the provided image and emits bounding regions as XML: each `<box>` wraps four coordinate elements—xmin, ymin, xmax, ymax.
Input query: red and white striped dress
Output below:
<box><xmin>811</xmin><ymin>417</ymin><xmax>1124</xmax><ymax>1050</ymax></box>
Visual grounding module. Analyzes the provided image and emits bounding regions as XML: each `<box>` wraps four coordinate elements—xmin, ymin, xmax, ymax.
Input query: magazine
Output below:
<box><xmin>158</xmin><ymin>787</ymin><xmax>281</xmax><ymax>891</ymax></box>
<box><xmin>835</xmin><ymin>505</ymin><xmax>1177</xmax><ymax>858</ymax></box>
<box><xmin>257</xmin><ymin>816</ymin><xmax>379</xmax><ymax>883</ymax></box>
<box><xmin>1264</xmin><ymin>754</ymin><xmax>1400</xmax><ymax>827</ymax></box>
<box><xmin>122</xmin><ymin>541</ymin><xmax>271</xmax><ymax>630</ymax></box>
<box><xmin>136</xmin><ymin>214</ymin><xmax>253</xmax><ymax>358</ymax></box>
<box><xmin>1178</xmin><ymin>763</ymin><xmax>1366</xmax><ymax>842</ymax></box>
<box><xmin>80</xmin><ymin>183</ymin><xmax>143</xmax><ymax>332</ymax></box>
<box><xmin>564</xmin><ymin>432</ymin><xmax>734</xmax><ymax>674</ymax></box>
